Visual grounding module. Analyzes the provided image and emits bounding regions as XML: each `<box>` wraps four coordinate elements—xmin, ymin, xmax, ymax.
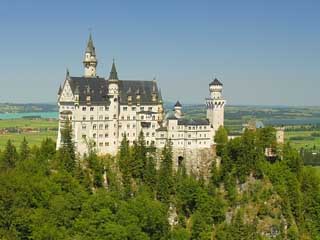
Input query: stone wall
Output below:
<box><xmin>169</xmin><ymin>145</ymin><xmax>217</xmax><ymax>179</ymax></box>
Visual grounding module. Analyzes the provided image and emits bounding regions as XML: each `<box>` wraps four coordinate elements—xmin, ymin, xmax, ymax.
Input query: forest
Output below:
<box><xmin>0</xmin><ymin>122</ymin><xmax>320</xmax><ymax>239</ymax></box>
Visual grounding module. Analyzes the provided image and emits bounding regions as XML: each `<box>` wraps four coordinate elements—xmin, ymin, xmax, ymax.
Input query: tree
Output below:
<box><xmin>131</xmin><ymin>131</ymin><xmax>147</xmax><ymax>181</ymax></box>
<box><xmin>157</xmin><ymin>140</ymin><xmax>174</xmax><ymax>203</ymax></box>
<box><xmin>19</xmin><ymin>137</ymin><xmax>30</xmax><ymax>161</ymax></box>
<box><xmin>1</xmin><ymin>140</ymin><xmax>18</xmax><ymax>170</ymax></box>
<box><xmin>144</xmin><ymin>142</ymin><xmax>157</xmax><ymax>190</ymax></box>
<box><xmin>58</xmin><ymin>119</ymin><xmax>76</xmax><ymax>174</ymax></box>
<box><xmin>119</xmin><ymin>134</ymin><xmax>132</xmax><ymax>198</ymax></box>
<box><xmin>214</xmin><ymin>126</ymin><xmax>228</xmax><ymax>157</ymax></box>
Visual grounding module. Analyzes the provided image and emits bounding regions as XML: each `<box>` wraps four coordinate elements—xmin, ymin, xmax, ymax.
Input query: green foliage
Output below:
<box><xmin>19</xmin><ymin>137</ymin><xmax>30</xmax><ymax>161</ymax></box>
<box><xmin>1</xmin><ymin>139</ymin><xmax>18</xmax><ymax>170</ymax></box>
<box><xmin>1</xmin><ymin>125</ymin><xmax>320</xmax><ymax>239</ymax></box>
<box><xmin>156</xmin><ymin>140</ymin><xmax>174</xmax><ymax>203</ymax></box>
<box><xmin>214</xmin><ymin>126</ymin><xmax>228</xmax><ymax>156</ymax></box>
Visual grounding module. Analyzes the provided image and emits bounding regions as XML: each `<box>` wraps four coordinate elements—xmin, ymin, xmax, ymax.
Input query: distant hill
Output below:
<box><xmin>0</xmin><ymin>103</ymin><xmax>57</xmax><ymax>113</ymax></box>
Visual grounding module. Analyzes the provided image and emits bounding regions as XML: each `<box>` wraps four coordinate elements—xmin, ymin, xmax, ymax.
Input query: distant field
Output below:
<box><xmin>0</xmin><ymin>131</ymin><xmax>57</xmax><ymax>149</ymax></box>
<box><xmin>0</xmin><ymin>119</ymin><xmax>58</xmax><ymax>149</ymax></box>
<box><xmin>285</xmin><ymin>131</ymin><xmax>320</xmax><ymax>149</ymax></box>
<box><xmin>0</xmin><ymin>118</ymin><xmax>57</xmax><ymax>129</ymax></box>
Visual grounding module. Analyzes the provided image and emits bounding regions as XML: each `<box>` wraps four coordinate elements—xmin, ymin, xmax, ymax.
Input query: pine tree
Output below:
<box><xmin>1</xmin><ymin>140</ymin><xmax>18</xmax><ymax>170</ymax></box>
<box><xmin>119</xmin><ymin>134</ymin><xmax>132</xmax><ymax>198</ymax></box>
<box><xmin>144</xmin><ymin>142</ymin><xmax>157</xmax><ymax>190</ymax></box>
<box><xmin>59</xmin><ymin>118</ymin><xmax>76</xmax><ymax>173</ymax></box>
<box><xmin>131</xmin><ymin>131</ymin><xmax>147</xmax><ymax>180</ymax></box>
<box><xmin>19</xmin><ymin>137</ymin><xmax>30</xmax><ymax>161</ymax></box>
<box><xmin>157</xmin><ymin>140</ymin><xmax>174</xmax><ymax>203</ymax></box>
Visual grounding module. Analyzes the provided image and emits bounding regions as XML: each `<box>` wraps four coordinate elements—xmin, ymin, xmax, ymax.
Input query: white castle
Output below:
<box><xmin>57</xmin><ymin>35</ymin><xmax>226</xmax><ymax>171</ymax></box>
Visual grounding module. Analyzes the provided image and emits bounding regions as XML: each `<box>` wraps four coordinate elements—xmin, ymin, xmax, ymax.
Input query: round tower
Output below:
<box><xmin>206</xmin><ymin>78</ymin><xmax>226</xmax><ymax>132</ymax></box>
<box><xmin>83</xmin><ymin>33</ymin><xmax>97</xmax><ymax>77</ymax></box>
<box><xmin>174</xmin><ymin>101</ymin><xmax>182</xmax><ymax>119</ymax></box>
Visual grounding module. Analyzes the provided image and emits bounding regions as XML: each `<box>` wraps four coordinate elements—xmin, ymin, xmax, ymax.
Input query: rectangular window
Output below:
<box><xmin>99</xmin><ymin>124</ymin><xmax>103</xmax><ymax>130</ymax></box>
<box><xmin>132</xmin><ymin>106</ymin><xmax>136</xmax><ymax>111</ymax></box>
<box><xmin>82</xmin><ymin>125</ymin><xmax>86</xmax><ymax>130</ymax></box>
<box><xmin>148</xmin><ymin>107</ymin><xmax>152</xmax><ymax>111</ymax></box>
<box><xmin>82</xmin><ymin>116</ymin><xmax>86</xmax><ymax>121</ymax></box>
<box><xmin>90</xmin><ymin>116</ymin><xmax>94</xmax><ymax>120</ymax></box>
<box><xmin>127</xmin><ymin>116</ymin><xmax>130</xmax><ymax>120</ymax></box>
<box><xmin>82</xmin><ymin>107</ymin><xmax>86</xmax><ymax>111</ymax></box>
<box><xmin>105</xmin><ymin>116</ymin><xmax>109</xmax><ymax>120</ymax></box>
<box><xmin>140</xmin><ymin>107</ymin><xmax>144</xmax><ymax>111</ymax></box>
<box><xmin>99</xmin><ymin>115</ymin><xmax>103</xmax><ymax>120</ymax></box>
<box><xmin>123</xmin><ymin>107</ymin><xmax>127</xmax><ymax>111</ymax></box>
<box><xmin>90</xmin><ymin>107</ymin><xmax>94</xmax><ymax>111</ymax></box>
<box><xmin>105</xmin><ymin>106</ymin><xmax>109</xmax><ymax>111</ymax></box>
<box><xmin>93</xmin><ymin>124</ymin><xmax>97</xmax><ymax>130</ymax></box>
<box><xmin>105</xmin><ymin>133</ymin><xmax>108</xmax><ymax>137</ymax></box>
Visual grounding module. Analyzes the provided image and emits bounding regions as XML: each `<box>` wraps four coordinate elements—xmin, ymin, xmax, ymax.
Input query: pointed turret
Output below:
<box><xmin>83</xmin><ymin>33</ymin><xmax>98</xmax><ymax>77</ymax></box>
<box><xmin>86</xmin><ymin>33</ymin><xmax>96</xmax><ymax>56</ymax></box>
<box><xmin>58</xmin><ymin>84</ymin><xmax>62</xmax><ymax>95</ymax></box>
<box><xmin>174</xmin><ymin>101</ymin><xmax>182</xmax><ymax>118</ymax></box>
<box><xmin>109</xmin><ymin>59</ymin><xmax>119</xmax><ymax>80</ymax></box>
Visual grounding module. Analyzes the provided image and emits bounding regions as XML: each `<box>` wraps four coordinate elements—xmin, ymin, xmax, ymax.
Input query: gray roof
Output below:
<box><xmin>209</xmin><ymin>78</ymin><xmax>223</xmax><ymax>86</ymax></box>
<box><xmin>109</xmin><ymin>61</ymin><xmax>118</xmax><ymax>80</ymax></box>
<box><xmin>177</xmin><ymin>118</ymin><xmax>210</xmax><ymax>126</ymax></box>
<box><xmin>64</xmin><ymin>76</ymin><xmax>161</xmax><ymax>105</ymax></box>
<box><xmin>174</xmin><ymin>101</ymin><xmax>182</xmax><ymax>107</ymax></box>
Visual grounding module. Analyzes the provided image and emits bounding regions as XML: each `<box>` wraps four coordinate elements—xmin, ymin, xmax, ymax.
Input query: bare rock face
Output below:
<box><xmin>171</xmin><ymin>146</ymin><xmax>216</xmax><ymax>179</ymax></box>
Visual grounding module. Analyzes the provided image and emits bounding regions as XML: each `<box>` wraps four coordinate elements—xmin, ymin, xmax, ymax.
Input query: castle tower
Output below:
<box><xmin>108</xmin><ymin>60</ymin><xmax>120</xmax><ymax>154</ymax></box>
<box><xmin>83</xmin><ymin>33</ymin><xmax>97</xmax><ymax>77</ymax></box>
<box><xmin>206</xmin><ymin>78</ymin><xmax>226</xmax><ymax>131</ymax></box>
<box><xmin>174</xmin><ymin>101</ymin><xmax>182</xmax><ymax>119</ymax></box>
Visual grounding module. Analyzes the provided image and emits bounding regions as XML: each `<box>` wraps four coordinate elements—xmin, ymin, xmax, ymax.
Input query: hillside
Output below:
<box><xmin>0</xmin><ymin>126</ymin><xmax>320</xmax><ymax>239</ymax></box>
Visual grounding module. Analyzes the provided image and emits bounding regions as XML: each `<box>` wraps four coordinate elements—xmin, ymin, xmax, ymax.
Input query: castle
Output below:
<box><xmin>57</xmin><ymin>35</ymin><xmax>226</xmax><ymax>172</ymax></box>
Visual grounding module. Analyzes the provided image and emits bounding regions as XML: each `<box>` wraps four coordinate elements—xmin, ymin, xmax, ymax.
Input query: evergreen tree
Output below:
<box><xmin>131</xmin><ymin>131</ymin><xmax>147</xmax><ymax>180</ymax></box>
<box><xmin>1</xmin><ymin>140</ymin><xmax>18</xmax><ymax>170</ymax></box>
<box><xmin>144</xmin><ymin>142</ymin><xmax>157</xmax><ymax>190</ymax></box>
<box><xmin>19</xmin><ymin>137</ymin><xmax>30</xmax><ymax>161</ymax></box>
<box><xmin>119</xmin><ymin>134</ymin><xmax>132</xmax><ymax>198</ymax></box>
<box><xmin>58</xmin><ymin>119</ymin><xmax>76</xmax><ymax>174</ymax></box>
<box><xmin>157</xmin><ymin>140</ymin><xmax>174</xmax><ymax>203</ymax></box>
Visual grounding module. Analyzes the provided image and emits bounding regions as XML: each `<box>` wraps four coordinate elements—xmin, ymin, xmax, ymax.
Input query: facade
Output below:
<box><xmin>57</xmin><ymin>35</ymin><xmax>226</xmax><ymax>169</ymax></box>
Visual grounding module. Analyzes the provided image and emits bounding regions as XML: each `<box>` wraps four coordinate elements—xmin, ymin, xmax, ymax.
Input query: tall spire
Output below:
<box><xmin>109</xmin><ymin>59</ymin><xmax>119</xmax><ymax>80</ymax></box>
<box><xmin>86</xmin><ymin>33</ymin><xmax>96</xmax><ymax>56</ymax></box>
<box><xmin>83</xmin><ymin>33</ymin><xmax>97</xmax><ymax>77</ymax></box>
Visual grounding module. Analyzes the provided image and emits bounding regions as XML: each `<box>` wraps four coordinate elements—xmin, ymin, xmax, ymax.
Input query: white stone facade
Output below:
<box><xmin>57</xmin><ymin>35</ymin><xmax>226</xmax><ymax>162</ymax></box>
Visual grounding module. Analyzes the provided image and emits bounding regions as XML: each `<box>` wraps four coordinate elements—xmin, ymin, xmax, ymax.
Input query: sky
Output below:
<box><xmin>0</xmin><ymin>0</ymin><xmax>319</xmax><ymax>105</ymax></box>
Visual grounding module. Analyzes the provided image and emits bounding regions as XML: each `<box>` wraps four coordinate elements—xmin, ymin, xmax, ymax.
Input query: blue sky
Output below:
<box><xmin>0</xmin><ymin>0</ymin><xmax>319</xmax><ymax>105</ymax></box>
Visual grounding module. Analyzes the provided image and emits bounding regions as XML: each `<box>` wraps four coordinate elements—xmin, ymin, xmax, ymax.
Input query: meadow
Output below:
<box><xmin>0</xmin><ymin>118</ymin><xmax>58</xmax><ymax>149</ymax></box>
